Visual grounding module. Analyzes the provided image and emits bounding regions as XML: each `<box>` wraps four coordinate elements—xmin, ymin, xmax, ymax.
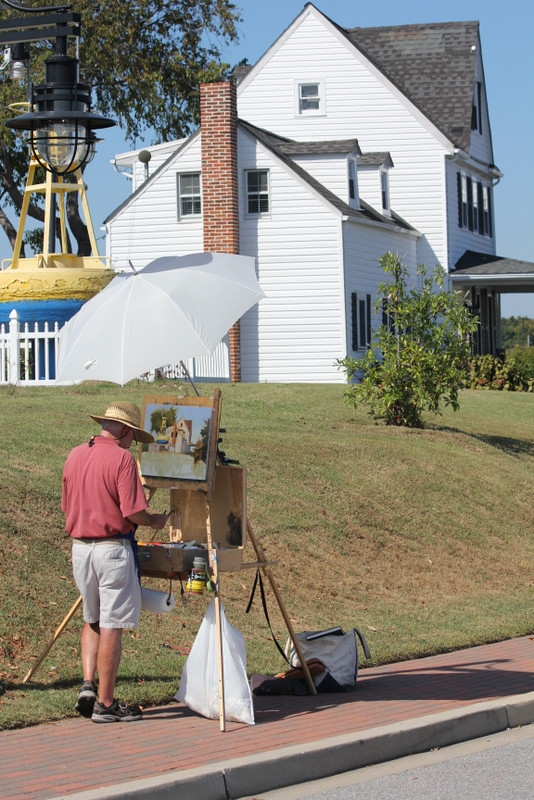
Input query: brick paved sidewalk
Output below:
<box><xmin>1</xmin><ymin>636</ymin><xmax>533</xmax><ymax>800</ymax></box>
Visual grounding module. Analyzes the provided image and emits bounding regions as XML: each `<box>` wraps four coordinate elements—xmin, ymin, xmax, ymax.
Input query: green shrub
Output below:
<box><xmin>467</xmin><ymin>352</ymin><xmax>534</xmax><ymax>392</ymax></box>
<box><xmin>507</xmin><ymin>347</ymin><xmax>534</xmax><ymax>386</ymax></box>
<box><xmin>338</xmin><ymin>253</ymin><xmax>478</xmax><ymax>427</ymax></box>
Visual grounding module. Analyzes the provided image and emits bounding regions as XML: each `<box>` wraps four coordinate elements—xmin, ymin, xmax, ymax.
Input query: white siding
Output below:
<box><xmin>290</xmin><ymin>154</ymin><xmax>350</xmax><ymax>204</ymax></box>
<box><xmin>238</xmin><ymin>8</ymin><xmax>452</xmax><ymax>271</ymax></box>
<box><xmin>357</xmin><ymin>167</ymin><xmax>383</xmax><ymax>216</ymax></box>
<box><xmin>342</xmin><ymin>222</ymin><xmax>418</xmax><ymax>359</ymax></box>
<box><xmin>107</xmin><ymin>138</ymin><xmax>204</xmax><ymax>271</ymax></box>
<box><xmin>468</xmin><ymin>49</ymin><xmax>494</xmax><ymax>165</ymax></box>
<box><xmin>446</xmin><ymin>161</ymin><xmax>496</xmax><ymax>269</ymax></box>
<box><xmin>238</xmin><ymin>129</ymin><xmax>346</xmax><ymax>383</ymax></box>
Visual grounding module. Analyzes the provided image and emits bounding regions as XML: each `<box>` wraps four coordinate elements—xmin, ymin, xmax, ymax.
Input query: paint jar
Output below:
<box><xmin>186</xmin><ymin>557</ymin><xmax>209</xmax><ymax>595</ymax></box>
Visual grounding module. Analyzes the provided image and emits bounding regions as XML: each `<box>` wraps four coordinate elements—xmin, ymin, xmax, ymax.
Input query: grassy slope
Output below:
<box><xmin>0</xmin><ymin>382</ymin><xmax>532</xmax><ymax>729</ymax></box>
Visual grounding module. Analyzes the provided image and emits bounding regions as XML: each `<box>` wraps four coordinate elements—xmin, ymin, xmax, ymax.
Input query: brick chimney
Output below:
<box><xmin>200</xmin><ymin>82</ymin><xmax>241</xmax><ymax>382</ymax></box>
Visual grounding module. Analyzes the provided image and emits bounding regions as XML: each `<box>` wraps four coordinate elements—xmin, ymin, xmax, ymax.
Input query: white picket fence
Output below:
<box><xmin>0</xmin><ymin>310</ymin><xmax>59</xmax><ymax>386</ymax></box>
<box><xmin>0</xmin><ymin>309</ymin><xmax>230</xmax><ymax>386</ymax></box>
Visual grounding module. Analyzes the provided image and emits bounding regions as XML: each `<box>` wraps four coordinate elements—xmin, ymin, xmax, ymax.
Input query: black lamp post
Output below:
<box><xmin>1</xmin><ymin>0</ymin><xmax>115</xmax><ymax>175</ymax></box>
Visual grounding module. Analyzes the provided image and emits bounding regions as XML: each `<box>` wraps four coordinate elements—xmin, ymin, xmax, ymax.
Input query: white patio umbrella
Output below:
<box><xmin>56</xmin><ymin>253</ymin><xmax>264</xmax><ymax>385</ymax></box>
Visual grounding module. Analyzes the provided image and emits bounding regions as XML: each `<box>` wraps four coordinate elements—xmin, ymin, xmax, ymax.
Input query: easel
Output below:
<box><xmin>139</xmin><ymin>390</ymin><xmax>317</xmax><ymax>731</ymax></box>
<box><xmin>23</xmin><ymin>388</ymin><xmax>317</xmax><ymax>727</ymax></box>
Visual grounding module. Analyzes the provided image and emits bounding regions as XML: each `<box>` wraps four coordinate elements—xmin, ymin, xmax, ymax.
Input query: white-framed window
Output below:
<box><xmin>295</xmin><ymin>81</ymin><xmax>325</xmax><ymax>116</ymax></box>
<box><xmin>457</xmin><ymin>171</ymin><xmax>493</xmax><ymax>238</ymax></box>
<box><xmin>457</xmin><ymin>171</ymin><xmax>469</xmax><ymax>228</ymax></box>
<box><xmin>482</xmin><ymin>184</ymin><xmax>493</xmax><ymax>237</ymax></box>
<box><xmin>177</xmin><ymin>173</ymin><xmax>201</xmax><ymax>218</ymax></box>
<box><xmin>351</xmin><ymin>292</ymin><xmax>372</xmax><ymax>351</ymax></box>
<box><xmin>245</xmin><ymin>169</ymin><xmax>270</xmax><ymax>215</ymax></box>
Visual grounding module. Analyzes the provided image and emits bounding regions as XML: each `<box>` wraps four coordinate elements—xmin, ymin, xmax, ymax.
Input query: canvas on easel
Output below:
<box><xmin>139</xmin><ymin>390</ymin><xmax>221</xmax><ymax>495</ymax></box>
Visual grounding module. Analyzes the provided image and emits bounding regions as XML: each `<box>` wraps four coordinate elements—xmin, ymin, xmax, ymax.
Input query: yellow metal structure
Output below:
<box><xmin>0</xmin><ymin>153</ymin><xmax>114</xmax><ymax>302</ymax></box>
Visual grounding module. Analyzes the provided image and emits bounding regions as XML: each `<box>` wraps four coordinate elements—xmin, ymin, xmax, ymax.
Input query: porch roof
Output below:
<box><xmin>450</xmin><ymin>250</ymin><xmax>534</xmax><ymax>293</ymax></box>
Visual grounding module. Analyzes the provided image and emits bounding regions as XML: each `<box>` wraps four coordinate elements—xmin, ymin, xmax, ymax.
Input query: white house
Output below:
<box><xmin>104</xmin><ymin>3</ymin><xmax>534</xmax><ymax>382</ymax></box>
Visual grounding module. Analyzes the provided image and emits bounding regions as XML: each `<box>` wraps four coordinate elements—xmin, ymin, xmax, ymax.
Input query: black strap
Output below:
<box><xmin>352</xmin><ymin>627</ymin><xmax>371</xmax><ymax>660</ymax></box>
<box><xmin>246</xmin><ymin>569</ymin><xmax>290</xmax><ymax>664</ymax></box>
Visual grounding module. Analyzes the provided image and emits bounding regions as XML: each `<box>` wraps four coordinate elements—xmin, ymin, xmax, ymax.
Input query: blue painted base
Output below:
<box><xmin>0</xmin><ymin>298</ymin><xmax>84</xmax><ymax>329</ymax></box>
<box><xmin>0</xmin><ymin>299</ymin><xmax>84</xmax><ymax>381</ymax></box>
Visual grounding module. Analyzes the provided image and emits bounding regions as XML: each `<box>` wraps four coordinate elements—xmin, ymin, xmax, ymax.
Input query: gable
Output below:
<box><xmin>238</xmin><ymin>7</ymin><xmax>492</xmax><ymax>159</ymax></box>
<box><xmin>340</xmin><ymin>20</ymin><xmax>481</xmax><ymax>153</ymax></box>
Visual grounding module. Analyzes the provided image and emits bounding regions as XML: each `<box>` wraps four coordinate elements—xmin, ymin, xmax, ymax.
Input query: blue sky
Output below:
<box><xmin>3</xmin><ymin>0</ymin><xmax>533</xmax><ymax>317</ymax></box>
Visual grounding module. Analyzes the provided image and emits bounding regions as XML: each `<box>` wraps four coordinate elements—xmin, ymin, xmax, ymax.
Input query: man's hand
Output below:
<box><xmin>128</xmin><ymin>510</ymin><xmax>170</xmax><ymax>530</ymax></box>
<box><xmin>148</xmin><ymin>512</ymin><xmax>169</xmax><ymax>531</ymax></box>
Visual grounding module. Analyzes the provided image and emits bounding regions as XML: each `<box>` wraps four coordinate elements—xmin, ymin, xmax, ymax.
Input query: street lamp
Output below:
<box><xmin>0</xmin><ymin>0</ymin><xmax>116</xmax><ymax>311</ymax></box>
<box><xmin>1</xmin><ymin>0</ymin><xmax>115</xmax><ymax>174</ymax></box>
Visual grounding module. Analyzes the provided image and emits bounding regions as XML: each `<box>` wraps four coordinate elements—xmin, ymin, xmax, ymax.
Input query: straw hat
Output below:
<box><xmin>89</xmin><ymin>401</ymin><xmax>154</xmax><ymax>444</ymax></box>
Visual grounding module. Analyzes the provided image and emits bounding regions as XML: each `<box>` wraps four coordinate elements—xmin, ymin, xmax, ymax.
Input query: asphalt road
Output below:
<box><xmin>240</xmin><ymin>724</ymin><xmax>534</xmax><ymax>800</ymax></box>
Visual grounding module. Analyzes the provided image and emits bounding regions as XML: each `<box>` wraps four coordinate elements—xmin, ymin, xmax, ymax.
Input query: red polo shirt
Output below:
<box><xmin>62</xmin><ymin>436</ymin><xmax>148</xmax><ymax>539</ymax></box>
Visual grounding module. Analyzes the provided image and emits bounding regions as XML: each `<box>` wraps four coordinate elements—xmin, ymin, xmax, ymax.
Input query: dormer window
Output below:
<box><xmin>380</xmin><ymin>170</ymin><xmax>390</xmax><ymax>213</ymax></box>
<box><xmin>348</xmin><ymin>159</ymin><xmax>356</xmax><ymax>200</ymax></box>
<box><xmin>347</xmin><ymin>157</ymin><xmax>360</xmax><ymax>208</ymax></box>
<box><xmin>295</xmin><ymin>81</ymin><xmax>325</xmax><ymax>116</ymax></box>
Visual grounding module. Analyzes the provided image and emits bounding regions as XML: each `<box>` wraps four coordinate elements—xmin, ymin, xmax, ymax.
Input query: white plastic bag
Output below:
<box><xmin>175</xmin><ymin>599</ymin><xmax>254</xmax><ymax>725</ymax></box>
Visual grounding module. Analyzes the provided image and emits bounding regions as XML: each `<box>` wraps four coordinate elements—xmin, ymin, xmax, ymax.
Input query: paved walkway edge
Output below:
<box><xmin>48</xmin><ymin>691</ymin><xmax>534</xmax><ymax>800</ymax></box>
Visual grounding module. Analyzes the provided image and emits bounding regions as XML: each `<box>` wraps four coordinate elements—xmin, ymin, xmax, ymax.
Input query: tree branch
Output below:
<box><xmin>0</xmin><ymin>204</ymin><xmax>25</xmax><ymax>256</ymax></box>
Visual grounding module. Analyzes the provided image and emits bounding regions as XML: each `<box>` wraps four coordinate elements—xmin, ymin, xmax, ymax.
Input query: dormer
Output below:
<box><xmin>276</xmin><ymin>138</ymin><xmax>362</xmax><ymax>207</ymax></box>
<box><xmin>356</xmin><ymin>153</ymin><xmax>394</xmax><ymax>217</ymax></box>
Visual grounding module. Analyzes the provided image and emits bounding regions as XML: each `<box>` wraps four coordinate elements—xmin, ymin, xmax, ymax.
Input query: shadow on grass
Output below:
<box><xmin>9</xmin><ymin>674</ymin><xmax>180</xmax><ymax>693</ymax></box>
<box><xmin>430</xmin><ymin>424</ymin><xmax>534</xmax><ymax>459</ymax></box>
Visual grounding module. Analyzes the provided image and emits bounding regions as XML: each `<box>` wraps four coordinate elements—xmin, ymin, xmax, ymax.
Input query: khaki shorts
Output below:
<box><xmin>72</xmin><ymin>538</ymin><xmax>141</xmax><ymax>629</ymax></box>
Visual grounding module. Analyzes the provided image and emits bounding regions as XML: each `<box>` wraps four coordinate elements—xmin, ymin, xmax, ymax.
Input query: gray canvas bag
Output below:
<box><xmin>285</xmin><ymin>627</ymin><xmax>371</xmax><ymax>691</ymax></box>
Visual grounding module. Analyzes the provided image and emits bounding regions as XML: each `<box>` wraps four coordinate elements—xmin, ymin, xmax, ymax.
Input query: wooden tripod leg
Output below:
<box><xmin>246</xmin><ymin>521</ymin><xmax>317</xmax><ymax>696</ymax></box>
<box><xmin>205</xmin><ymin>496</ymin><xmax>226</xmax><ymax>731</ymax></box>
<box><xmin>22</xmin><ymin>595</ymin><xmax>83</xmax><ymax>684</ymax></box>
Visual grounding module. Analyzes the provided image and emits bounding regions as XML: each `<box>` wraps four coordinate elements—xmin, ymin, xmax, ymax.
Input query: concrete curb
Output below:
<box><xmin>48</xmin><ymin>692</ymin><xmax>534</xmax><ymax>800</ymax></box>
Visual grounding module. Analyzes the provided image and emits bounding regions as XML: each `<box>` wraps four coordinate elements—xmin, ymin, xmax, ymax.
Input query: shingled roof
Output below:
<box><xmin>343</xmin><ymin>21</ymin><xmax>480</xmax><ymax>151</ymax></box>
<box><xmin>453</xmin><ymin>251</ymin><xmax>534</xmax><ymax>276</ymax></box>
<box><xmin>240</xmin><ymin>120</ymin><xmax>414</xmax><ymax>232</ymax></box>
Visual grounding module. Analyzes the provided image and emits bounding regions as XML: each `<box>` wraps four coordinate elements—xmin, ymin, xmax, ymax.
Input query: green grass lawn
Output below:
<box><xmin>0</xmin><ymin>381</ymin><xmax>533</xmax><ymax>729</ymax></box>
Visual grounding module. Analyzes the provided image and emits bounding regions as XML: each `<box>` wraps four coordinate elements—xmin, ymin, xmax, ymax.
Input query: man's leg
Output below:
<box><xmin>75</xmin><ymin>621</ymin><xmax>99</xmax><ymax>716</ymax></box>
<box><xmin>81</xmin><ymin>621</ymin><xmax>100</xmax><ymax>682</ymax></box>
<box><xmin>96</xmin><ymin>627</ymin><xmax>123</xmax><ymax>707</ymax></box>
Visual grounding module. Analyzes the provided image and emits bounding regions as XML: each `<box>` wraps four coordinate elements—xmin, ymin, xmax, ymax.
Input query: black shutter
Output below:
<box><xmin>487</xmin><ymin>188</ymin><xmax>493</xmax><ymax>237</ymax></box>
<box><xmin>351</xmin><ymin>292</ymin><xmax>358</xmax><ymax>350</ymax></box>
<box><xmin>366</xmin><ymin>294</ymin><xmax>372</xmax><ymax>345</ymax></box>
<box><xmin>359</xmin><ymin>299</ymin><xmax>366</xmax><ymax>349</ymax></box>
<box><xmin>457</xmin><ymin>172</ymin><xmax>463</xmax><ymax>227</ymax></box>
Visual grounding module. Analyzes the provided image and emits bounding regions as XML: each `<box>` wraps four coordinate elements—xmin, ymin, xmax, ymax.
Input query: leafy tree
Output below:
<box><xmin>0</xmin><ymin>0</ymin><xmax>241</xmax><ymax>253</ymax></box>
<box><xmin>501</xmin><ymin>316</ymin><xmax>534</xmax><ymax>349</ymax></box>
<box><xmin>150</xmin><ymin>407</ymin><xmax>176</xmax><ymax>436</ymax></box>
<box><xmin>338</xmin><ymin>252</ymin><xmax>479</xmax><ymax>428</ymax></box>
<box><xmin>193</xmin><ymin>419</ymin><xmax>210</xmax><ymax>463</ymax></box>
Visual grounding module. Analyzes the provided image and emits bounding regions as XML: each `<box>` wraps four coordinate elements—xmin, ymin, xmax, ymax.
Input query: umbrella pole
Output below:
<box><xmin>179</xmin><ymin>361</ymin><xmax>200</xmax><ymax>396</ymax></box>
